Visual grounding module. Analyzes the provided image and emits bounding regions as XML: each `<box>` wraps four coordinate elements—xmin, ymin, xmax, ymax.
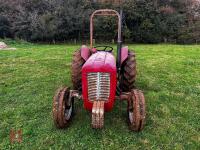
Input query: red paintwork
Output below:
<box><xmin>121</xmin><ymin>46</ymin><xmax>128</xmax><ymax>64</ymax></box>
<box><xmin>82</xmin><ymin>51</ymin><xmax>117</xmax><ymax>112</ymax></box>
<box><xmin>81</xmin><ymin>45</ymin><xmax>128</xmax><ymax>64</ymax></box>
<box><xmin>91</xmin><ymin>48</ymin><xmax>97</xmax><ymax>53</ymax></box>
<box><xmin>81</xmin><ymin>45</ymin><xmax>90</xmax><ymax>61</ymax></box>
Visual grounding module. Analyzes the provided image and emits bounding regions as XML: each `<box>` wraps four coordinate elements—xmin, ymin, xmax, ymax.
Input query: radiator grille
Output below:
<box><xmin>87</xmin><ymin>72</ymin><xmax>110</xmax><ymax>101</ymax></box>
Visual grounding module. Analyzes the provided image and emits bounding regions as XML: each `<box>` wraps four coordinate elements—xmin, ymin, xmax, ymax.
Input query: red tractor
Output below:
<box><xmin>53</xmin><ymin>9</ymin><xmax>146</xmax><ymax>131</ymax></box>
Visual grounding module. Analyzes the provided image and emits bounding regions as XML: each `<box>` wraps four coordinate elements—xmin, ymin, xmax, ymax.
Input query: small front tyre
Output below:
<box><xmin>128</xmin><ymin>89</ymin><xmax>146</xmax><ymax>131</ymax></box>
<box><xmin>53</xmin><ymin>87</ymin><xmax>74</xmax><ymax>128</ymax></box>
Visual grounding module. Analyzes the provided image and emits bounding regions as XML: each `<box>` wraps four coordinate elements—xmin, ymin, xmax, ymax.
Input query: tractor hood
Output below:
<box><xmin>82</xmin><ymin>51</ymin><xmax>117</xmax><ymax>112</ymax></box>
<box><xmin>82</xmin><ymin>51</ymin><xmax>116</xmax><ymax>73</ymax></box>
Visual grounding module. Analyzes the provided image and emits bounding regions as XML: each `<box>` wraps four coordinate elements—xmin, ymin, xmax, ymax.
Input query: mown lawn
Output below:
<box><xmin>0</xmin><ymin>39</ymin><xmax>200</xmax><ymax>149</ymax></box>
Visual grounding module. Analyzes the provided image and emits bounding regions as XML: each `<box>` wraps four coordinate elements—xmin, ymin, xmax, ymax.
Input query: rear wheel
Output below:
<box><xmin>53</xmin><ymin>87</ymin><xmax>74</xmax><ymax>128</ymax></box>
<box><xmin>71</xmin><ymin>50</ymin><xmax>85</xmax><ymax>91</ymax></box>
<box><xmin>128</xmin><ymin>89</ymin><xmax>146</xmax><ymax>131</ymax></box>
<box><xmin>120</xmin><ymin>51</ymin><xmax>136</xmax><ymax>92</ymax></box>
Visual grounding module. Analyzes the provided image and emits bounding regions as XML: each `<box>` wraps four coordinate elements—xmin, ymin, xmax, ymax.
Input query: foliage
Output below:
<box><xmin>0</xmin><ymin>15</ymin><xmax>11</xmax><ymax>38</ymax></box>
<box><xmin>0</xmin><ymin>0</ymin><xmax>199</xmax><ymax>43</ymax></box>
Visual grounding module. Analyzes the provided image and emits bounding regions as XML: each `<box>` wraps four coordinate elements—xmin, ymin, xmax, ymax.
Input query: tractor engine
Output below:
<box><xmin>82</xmin><ymin>51</ymin><xmax>117</xmax><ymax>112</ymax></box>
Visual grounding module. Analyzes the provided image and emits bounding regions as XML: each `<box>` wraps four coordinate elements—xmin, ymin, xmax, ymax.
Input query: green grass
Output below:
<box><xmin>0</xmin><ymin>39</ymin><xmax>200</xmax><ymax>149</ymax></box>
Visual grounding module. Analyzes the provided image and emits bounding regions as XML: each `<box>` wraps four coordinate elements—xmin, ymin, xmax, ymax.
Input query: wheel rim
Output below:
<box><xmin>65</xmin><ymin>104</ymin><xmax>72</xmax><ymax>120</ymax></box>
<box><xmin>129</xmin><ymin>112</ymin><xmax>134</xmax><ymax>124</ymax></box>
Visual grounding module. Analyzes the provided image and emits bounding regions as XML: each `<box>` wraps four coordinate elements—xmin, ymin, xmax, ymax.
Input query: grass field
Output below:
<box><xmin>0</xmin><ymin>39</ymin><xmax>200</xmax><ymax>149</ymax></box>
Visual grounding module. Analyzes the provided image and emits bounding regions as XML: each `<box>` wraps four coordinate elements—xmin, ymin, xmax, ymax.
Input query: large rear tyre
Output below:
<box><xmin>128</xmin><ymin>89</ymin><xmax>146</xmax><ymax>132</ymax></box>
<box><xmin>120</xmin><ymin>51</ymin><xmax>137</xmax><ymax>92</ymax></box>
<box><xmin>71</xmin><ymin>50</ymin><xmax>85</xmax><ymax>91</ymax></box>
<box><xmin>53</xmin><ymin>87</ymin><xmax>74</xmax><ymax>128</ymax></box>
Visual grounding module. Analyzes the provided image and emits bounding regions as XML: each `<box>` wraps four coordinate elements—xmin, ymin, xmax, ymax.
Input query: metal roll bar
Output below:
<box><xmin>90</xmin><ymin>9</ymin><xmax>122</xmax><ymax>48</ymax></box>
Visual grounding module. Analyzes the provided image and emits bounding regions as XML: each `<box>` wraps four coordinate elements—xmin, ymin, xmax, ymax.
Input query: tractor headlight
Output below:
<box><xmin>87</xmin><ymin>72</ymin><xmax>110</xmax><ymax>102</ymax></box>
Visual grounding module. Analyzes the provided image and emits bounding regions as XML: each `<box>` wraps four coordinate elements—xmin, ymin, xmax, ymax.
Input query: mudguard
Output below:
<box><xmin>81</xmin><ymin>45</ymin><xmax>90</xmax><ymax>61</ymax></box>
<box><xmin>121</xmin><ymin>46</ymin><xmax>129</xmax><ymax>64</ymax></box>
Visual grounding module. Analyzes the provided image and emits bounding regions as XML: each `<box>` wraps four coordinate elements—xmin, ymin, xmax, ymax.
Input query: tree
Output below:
<box><xmin>0</xmin><ymin>0</ymin><xmax>199</xmax><ymax>43</ymax></box>
<box><xmin>0</xmin><ymin>15</ymin><xmax>11</xmax><ymax>38</ymax></box>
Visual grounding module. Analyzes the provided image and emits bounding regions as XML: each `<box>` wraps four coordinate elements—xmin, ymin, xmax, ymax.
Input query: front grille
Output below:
<box><xmin>87</xmin><ymin>72</ymin><xmax>110</xmax><ymax>101</ymax></box>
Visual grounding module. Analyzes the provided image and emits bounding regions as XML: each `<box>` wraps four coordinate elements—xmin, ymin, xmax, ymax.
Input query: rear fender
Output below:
<box><xmin>121</xmin><ymin>46</ymin><xmax>128</xmax><ymax>64</ymax></box>
<box><xmin>81</xmin><ymin>45</ymin><xmax>90</xmax><ymax>61</ymax></box>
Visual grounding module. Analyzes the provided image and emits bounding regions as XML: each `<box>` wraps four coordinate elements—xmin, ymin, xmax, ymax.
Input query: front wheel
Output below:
<box><xmin>127</xmin><ymin>89</ymin><xmax>146</xmax><ymax>131</ymax></box>
<box><xmin>52</xmin><ymin>87</ymin><xmax>74</xmax><ymax>128</ymax></box>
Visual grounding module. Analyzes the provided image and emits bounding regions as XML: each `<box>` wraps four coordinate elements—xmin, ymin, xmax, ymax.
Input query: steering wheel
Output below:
<box><xmin>94</xmin><ymin>46</ymin><xmax>113</xmax><ymax>52</ymax></box>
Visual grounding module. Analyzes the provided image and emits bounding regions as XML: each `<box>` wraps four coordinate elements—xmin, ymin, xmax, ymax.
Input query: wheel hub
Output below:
<box><xmin>65</xmin><ymin>105</ymin><xmax>72</xmax><ymax>120</ymax></box>
<box><xmin>129</xmin><ymin>112</ymin><xmax>134</xmax><ymax>124</ymax></box>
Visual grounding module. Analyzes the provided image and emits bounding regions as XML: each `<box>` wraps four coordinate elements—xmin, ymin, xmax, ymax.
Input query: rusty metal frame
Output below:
<box><xmin>92</xmin><ymin>101</ymin><xmax>105</xmax><ymax>129</ymax></box>
<box><xmin>115</xmin><ymin>92</ymin><xmax>131</xmax><ymax>102</ymax></box>
<box><xmin>69</xmin><ymin>89</ymin><xmax>133</xmax><ymax>103</ymax></box>
<box><xmin>90</xmin><ymin>9</ymin><xmax>122</xmax><ymax>48</ymax></box>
